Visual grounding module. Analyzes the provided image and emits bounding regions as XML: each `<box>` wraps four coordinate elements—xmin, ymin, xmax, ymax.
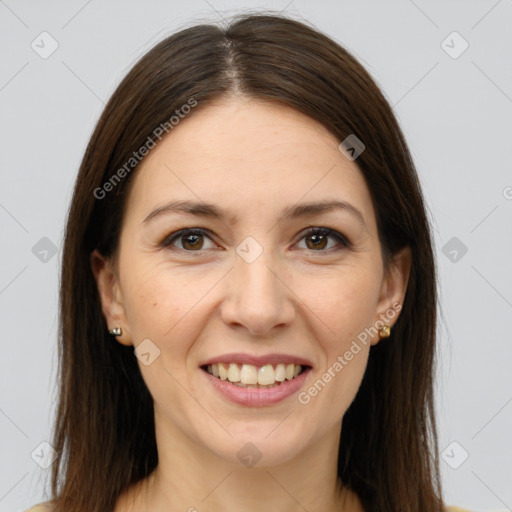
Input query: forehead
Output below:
<box><xmin>123</xmin><ymin>96</ymin><xmax>376</xmax><ymax>228</ymax></box>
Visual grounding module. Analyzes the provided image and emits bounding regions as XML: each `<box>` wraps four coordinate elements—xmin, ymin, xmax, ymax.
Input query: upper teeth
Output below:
<box><xmin>206</xmin><ymin>363</ymin><xmax>303</xmax><ymax>385</ymax></box>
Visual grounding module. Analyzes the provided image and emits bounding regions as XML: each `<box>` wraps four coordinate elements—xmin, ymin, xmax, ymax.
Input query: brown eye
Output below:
<box><xmin>162</xmin><ymin>229</ymin><xmax>215</xmax><ymax>251</ymax></box>
<box><xmin>181</xmin><ymin>233</ymin><xmax>204</xmax><ymax>250</ymax></box>
<box><xmin>162</xmin><ymin>227</ymin><xmax>350</xmax><ymax>254</ymax></box>
<box><xmin>305</xmin><ymin>232</ymin><xmax>328</xmax><ymax>250</ymax></box>
<box><xmin>297</xmin><ymin>228</ymin><xmax>350</xmax><ymax>252</ymax></box>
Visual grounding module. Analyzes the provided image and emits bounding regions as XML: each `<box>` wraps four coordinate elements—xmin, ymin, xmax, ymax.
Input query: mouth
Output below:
<box><xmin>200</xmin><ymin>362</ymin><xmax>310</xmax><ymax>389</ymax></box>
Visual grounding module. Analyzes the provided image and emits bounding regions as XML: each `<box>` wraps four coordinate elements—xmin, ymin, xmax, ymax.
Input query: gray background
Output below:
<box><xmin>1</xmin><ymin>1</ymin><xmax>511</xmax><ymax>511</ymax></box>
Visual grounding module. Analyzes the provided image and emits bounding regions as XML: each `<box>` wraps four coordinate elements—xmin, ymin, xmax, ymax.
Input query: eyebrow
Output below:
<box><xmin>142</xmin><ymin>199</ymin><xmax>367</xmax><ymax>228</ymax></box>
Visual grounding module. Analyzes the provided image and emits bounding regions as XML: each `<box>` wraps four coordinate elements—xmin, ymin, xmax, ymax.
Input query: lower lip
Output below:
<box><xmin>200</xmin><ymin>367</ymin><xmax>312</xmax><ymax>407</ymax></box>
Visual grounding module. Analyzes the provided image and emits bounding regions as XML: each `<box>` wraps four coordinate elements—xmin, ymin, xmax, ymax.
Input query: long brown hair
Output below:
<box><xmin>48</xmin><ymin>11</ymin><xmax>444</xmax><ymax>511</ymax></box>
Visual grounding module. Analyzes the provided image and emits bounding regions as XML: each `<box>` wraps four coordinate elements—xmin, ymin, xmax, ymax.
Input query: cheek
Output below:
<box><xmin>296</xmin><ymin>264</ymin><xmax>381</xmax><ymax>345</ymax></box>
<box><xmin>120</xmin><ymin>261</ymin><xmax>182</xmax><ymax>339</ymax></box>
<box><xmin>120</xmin><ymin>261</ymin><xmax>219</xmax><ymax>358</ymax></box>
<box><xmin>121</xmin><ymin>267</ymin><xmax>202</xmax><ymax>397</ymax></box>
<box><xmin>293</xmin><ymin>265</ymin><xmax>379</xmax><ymax>414</ymax></box>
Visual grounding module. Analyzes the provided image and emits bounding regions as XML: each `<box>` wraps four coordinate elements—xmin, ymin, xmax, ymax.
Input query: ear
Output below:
<box><xmin>90</xmin><ymin>249</ymin><xmax>133</xmax><ymax>346</ymax></box>
<box><xmin>370</xmin><ymin>245</ymin><xmax>412</xmax><ymax>346</ymax></box>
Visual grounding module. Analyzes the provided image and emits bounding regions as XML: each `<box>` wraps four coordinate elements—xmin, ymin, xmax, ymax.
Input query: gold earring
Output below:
<box><xmin>379</xmin><ymin>325</ymin><xmax>391</xmax><ymax>338</ymax></box>
<box><xmin>108</xmin><ymin>327</ymin><xmax>122</xmax><ymax>337</ymax></box>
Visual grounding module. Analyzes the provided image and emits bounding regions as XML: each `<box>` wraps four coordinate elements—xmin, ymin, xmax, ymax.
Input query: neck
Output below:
<box><xmin>117</xmin><ymin>407</ymin><xmax>362</xmax><ymax>512</ymax></box>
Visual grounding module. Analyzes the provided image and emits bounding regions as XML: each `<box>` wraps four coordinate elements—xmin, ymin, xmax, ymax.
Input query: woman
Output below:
<box><xmin>26</xmin><ymin>12</ymin><xmax>471</xmax><ymax>512</ymax></box>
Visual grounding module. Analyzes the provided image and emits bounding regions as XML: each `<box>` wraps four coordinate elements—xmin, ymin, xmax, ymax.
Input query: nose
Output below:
<box><xmin>220</xmin><ymin>249</ymin><xmax>295</xmax><ymax>337</ymax></box>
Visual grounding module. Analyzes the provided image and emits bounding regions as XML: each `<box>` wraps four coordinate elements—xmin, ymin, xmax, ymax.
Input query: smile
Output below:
<box><xmin>200</xmin><ymin>363</ymin><xmax>312</xmax><ymax>407</ymax></box>
<box><xmin>202</xmin><ymin>362</ymin><xmax>307</xmax><ymax>388</ymax></box>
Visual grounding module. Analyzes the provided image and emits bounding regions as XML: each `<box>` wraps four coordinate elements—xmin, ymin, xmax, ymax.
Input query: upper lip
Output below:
<box><xmin>199</xmin><ymin>353</ymin><xmax>314</xmax><ymax>368</ymax></box>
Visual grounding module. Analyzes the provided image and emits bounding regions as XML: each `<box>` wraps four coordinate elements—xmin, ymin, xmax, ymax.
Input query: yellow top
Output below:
<box><xmin>25</xmin><ymin>503</ymin><xmax>472</xmax><ymax>511</ymax></box>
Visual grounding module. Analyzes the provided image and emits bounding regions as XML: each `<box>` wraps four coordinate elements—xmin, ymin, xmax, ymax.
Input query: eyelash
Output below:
<box><xmin>161</xmin><ymin>227</ymin><xmax>351</xmax><ymax>254</ymax></box>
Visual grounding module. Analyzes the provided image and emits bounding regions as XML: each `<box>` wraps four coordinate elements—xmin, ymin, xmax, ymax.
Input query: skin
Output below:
<box><xmin>91</xmin><ymin>95</ymin><xmax>411</xmax><ymax>512</ymax></box>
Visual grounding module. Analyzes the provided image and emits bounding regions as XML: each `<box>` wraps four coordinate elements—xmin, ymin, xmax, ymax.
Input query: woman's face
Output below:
<box><xmin>92</xmin><ymin>96</ymin><xmax>410</xmax><ymax>467</ymax></box>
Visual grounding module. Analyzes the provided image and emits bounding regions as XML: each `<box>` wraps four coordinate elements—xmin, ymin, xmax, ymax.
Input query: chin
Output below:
<box><xmin>204</xmin><ymin>425</ymin><xmax>310</xmax><ymax>468</ymax></box>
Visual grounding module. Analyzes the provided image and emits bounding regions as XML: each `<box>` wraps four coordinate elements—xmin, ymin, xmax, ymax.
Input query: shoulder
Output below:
<box><xmin>23</xmin><ymin>501</ymin><xmax>472</xmax><ymax>512</ymax></box>
<box><xmin>23</xmin><ymin>502</ymin><xmax>54</xmax><ymax>512</ymax></box>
